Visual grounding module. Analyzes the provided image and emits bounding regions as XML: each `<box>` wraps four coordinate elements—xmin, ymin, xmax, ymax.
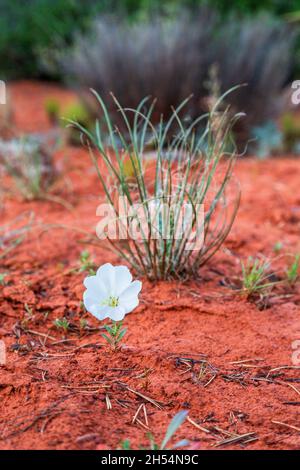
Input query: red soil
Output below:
<box><xmin>0</xmin><ymin>81</ymin><xmax>300</xmax><ymax>450</ymax></box>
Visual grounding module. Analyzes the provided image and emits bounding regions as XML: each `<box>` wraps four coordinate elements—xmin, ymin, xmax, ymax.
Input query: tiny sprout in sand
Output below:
<box><xmin>83</xmin><ymin>263</ymin><xmax>142</xmax><ymax>349</ymax></box>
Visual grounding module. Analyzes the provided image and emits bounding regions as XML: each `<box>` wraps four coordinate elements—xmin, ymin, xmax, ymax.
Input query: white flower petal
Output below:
<box><xmin>119</xmin><ymin>280</ymin><xmax>142</xmax><ymax>302</ymax></box>
<box><xmin>114</xmin><ymin>266</ymin><xmax>133</xmax><ymax>295</ymax></box>
<box><xmin>96</xmin><ymin>263</ymin><xmax>116</xmax><ymax>294</ymax></box>
<box><xmin>83</xmin><ymin>275</ymin><xmax>107</xmax><ymax>299</ymax></box>
<box><xmin>121</xmin><ymin>296</ymin><xmax>139</xmax><ymax>314</ymax></box>
<box><xmin>83</xmin><ymin>292</ymin><xmax>108</xmax><ymax>320</ymax></box>
<box><xmin>106</xmin><ymin>305</ymin><xmax>126</xmax><ymax>321</ymax></box>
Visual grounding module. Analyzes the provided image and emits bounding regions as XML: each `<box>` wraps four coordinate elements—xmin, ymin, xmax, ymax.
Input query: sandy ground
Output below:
<box><xmin>0</xmin><ymin>81</ymin><xmax>300</xmax><ymax>450</ymax></box>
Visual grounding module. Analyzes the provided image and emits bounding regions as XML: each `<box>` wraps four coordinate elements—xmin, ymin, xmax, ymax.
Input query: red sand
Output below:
<box><xmin>0</xmin><ymin>81</ymin><xmax>300</xmax><ymax>450</ymax></box>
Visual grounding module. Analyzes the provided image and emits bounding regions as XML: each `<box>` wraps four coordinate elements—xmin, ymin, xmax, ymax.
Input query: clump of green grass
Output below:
<box><xmin>0</xmin><ymin>135</ymin><xmax>58</xmax><ymax>200</ymax></box>
<box><xmin>119</xmin><ymin>410</ymin><xmax>189</xmax><ymax>450</ymax></box>
<box><xmin>77</xmin><ymin>250</ymin><xmax>96</xmax><ymax>275</ymax></box>
<box><xmin>240</xmin><ymin>256</ymin><xmax>279</xmax><ymax>299</ymax></box>
<box><xmin>239</xmin><ymin>252</ymin><xmax>300</xmax><ymax>302</ymax></box>
<box><xmin>21</xmin><ymin>303</ymin><xmax>35</xmax><ymax>328</ymax></box>
<box><xmin>54</xmin><ymin>317</ymin><xmax>70</xmax><ymax>334</ymax></box>
<box><xmin>286</xmin><ymin>254</ymin><xmax>300</xmax><ymax>286</ymax></box>
<box><xmin>74</xmin><ymin>88</ymin><xmax>242</xmax><ymax>280</ymax></box>
<box><xmin>0</xmin><ymin>273</ymin><xmax>7</xmax><ymax>285</ymax></box>
<box><xmin>0</xmin><ymin>213</ymin><xmax>33</xmax><ymax>260</ymax></box>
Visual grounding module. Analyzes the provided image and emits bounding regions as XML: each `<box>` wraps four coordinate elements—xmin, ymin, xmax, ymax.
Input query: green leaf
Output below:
<box><xmin>160</xmin><ymin>410</ymin><xmax>188</xmax><ymax>450</ymax></box>
<box><xmin>120</xmin><ymin>439</ymin><xmax>131</xmax><ymax>450</ymax></box>
<box><xmin>172</xmin><ymin>439</ymin><xmax>190</xmax><ymax>449</ymax></box>
<box><xmin>117</xmin><ymin>327</ymin><xmax>127</xmax><ymax>342</ymax></box>
<box><xmin>101</xmin><ymin>333</ymin><xmax>113</xmax><ymax>345</ymax></box>
<box><xmin>104</xmin><ymin>325</ymin><xmax>113</xmax><ymax>334</ymax></box>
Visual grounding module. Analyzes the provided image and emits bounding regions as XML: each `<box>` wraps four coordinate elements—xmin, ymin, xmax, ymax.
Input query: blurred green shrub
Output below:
<box><xmin>61</xmin><ymin>101</ymin><xmax>93</xmax><ymax>145</ymax></box>
<box><xmin>44</xmin><ymin>98</ymin><xmax>92</xmax><ymax>145</ymax></box>
<box><xmin>0</xmin><ymin>0</ymin><xmax>298</xmax><ymax>80</ymax></box>
<box><xmin>250</xmin><ymin>113</ymin><xmax>300</xmax><ymax>157</ymax></box>
<box><xmin>84</xmin><ymin>1</ymin><xmax>300</xmax><ymax>17</ymax></box>
<box><xmin>57</xmin><ymin>11</ymin><xmax>295</xmax><ymax>149</ymax></box>
<box><xmin>44</xmin><ymin>98</ymin><xmax>61</xmax><ymax>124</ymax></box>
<box><xmin>0</xmin><ymin>0</ymin><xmax>100</xmax><ymax>79</ymax></box>
<box><xmin>196</xmin><ymin>0</ymin><xmax>300</xmax><ymax>16</ymax></box>
<box><xmin>251</xmin><ymin>121</ymin><xmax>283</xmax><ymax>158</ymax></box>
<box><xmin>0</xmin><ymin>135</ymin><xmax>58</xmax><ymax>200</ymax></box>
<box><xmin>281</xmin><ymin>113</ymin><xmax>300</xmax><ymax>153</ymax></box>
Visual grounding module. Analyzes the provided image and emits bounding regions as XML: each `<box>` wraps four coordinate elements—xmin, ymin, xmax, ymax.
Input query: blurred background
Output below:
<box><xmin>0</xmin><ymin>0</ymin><xmax>300</xmax><ymax>156</ymax></box>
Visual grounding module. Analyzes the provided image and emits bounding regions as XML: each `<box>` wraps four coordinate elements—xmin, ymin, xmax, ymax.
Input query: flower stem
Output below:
<box><xmin>102</xmin><ymin>320</ymin><xmax>127</xmax><ymax>350</ymax></box>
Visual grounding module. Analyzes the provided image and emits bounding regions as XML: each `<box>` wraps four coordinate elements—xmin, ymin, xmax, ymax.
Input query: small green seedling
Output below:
<box><xmin>119</xmin><ymin>410</ymin><xmax>189</xmax><ymax>450</ymax></box>
<box><xmin>286</xmin><ymin>254</ymin><xmax>300</xmax><ymax>286</ymax></box>
<box><xmin>120</xmin><ymin>439</ymin><xmax>131</xmax><ymax>450</ymax></box>
<box><xmin>21</xmin><ymin>303</ymin><xmax>35</xmax><ymax>328</ymax></box>
<box><xmin>43</xmin><ymin>311</ymin><xmax>50</xmax><ymax>321</ymax></box>
<box><xmin>102</xmin><ymin>321</ymin><xmax>127</xmax><ymax>350</ymax></box>
<box><xmin>79</xmin><ymin>318</ymin><xmax>89</xmax><ymax>332</ymax></box>
<box><xmin>0</xmin><ymin>273</ymin><xmax>7</xmax><ymax>286</ymax></box>
<box><xmin>273</xmin><ymin>241</ymin><xmax>283</xmax><ymax>254</ymax></box>
<box><xmin>77</xmin><ymin>250</ymin><xmax>96</xmax><ymax>275</ymax></box>
<box><xmin>45</xmin><ymin>98</ymin><xmax>60</xmax><ymax>123</ymax></box>
<box><xmin>54</xmin><ymin>317</ymin><xmax>70</xmax><ymax>334</ymax></box>
<box><xmin>24</xmin><ymin>303</ymin><xmax>34</xmax><ymax>317</ymax></box>
<box><xmin>79</xmin><ymin>318</ymin><xmax>88</xmax><ymax>329</ymax></box>
<box><xmin>240</xmin><ymin>256</ymin><xmax>278</xmax><ymax>298</ymax></box>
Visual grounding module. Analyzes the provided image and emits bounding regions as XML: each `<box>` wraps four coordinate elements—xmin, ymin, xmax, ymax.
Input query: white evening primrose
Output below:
<box><xmin>83</xmin><ymin>263</ymin><xmax>142</xmax><ymax>322</ymax></box>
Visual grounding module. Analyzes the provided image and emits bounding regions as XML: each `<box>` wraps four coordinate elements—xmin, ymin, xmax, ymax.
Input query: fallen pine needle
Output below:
<box><xmin>266</xmin><ymin>366</ymin><xmax>300</xmax><ymax>378</ymax></box>
<box><xmin>51</xmin><ymin>339</ymin><xmax>76</xmax><ymax>346</ymax></box>
<box><xmin>132</xmin><ymin>404</ymin><xmax>144</xmax><ymax>424</ymax></box>
<box><xmin>229</xmin><ymin>358</ymin><xmax>264</xmax><ymax>365</ymax></box>
<box><xmin>106</xmin><ymin>394</ymin><xmax>112</xmax><ymax>410</ymax></box>
<box><xmin>239</xmin><ymin>364</ymin><xmax>264</xmax><ymax>369</ymax></box>
<box><xmin>187</xmin><ymin>416</ymin><xmax>211</xmax><ymax>434</ymax></box>
<box><xmin>126</xmin><ymin>386</ymin><xmax>163</xmax><ymax>410</ymax></box>
<box><xmin>271</xmin><ymin>420</ymin><xmax>300</xmax><ymax>433</ymax></box>
<box><xmin>213</xmin><ymin>432</ymin><xmax>258</xmax><ymax>447</ymax></box>
<box><xmin>132</xmin><ymin>404</ymin><xmax>149</xmax><ymax>430</ymax></box>
<box><xmin>26</xmin><ymin>329</ymin><xmax>56</xmax><ymax>341</ymax></box>
<box><xmin>204</xmin><ymin>374</ymin><xmax>217</xmax><ymax>387</ymax></box>
<box><xmin>213</xmin><ymin>425</ymin><xmax>239</xmax><ymax>438</ymax></box>
<box><xmin>143</xmin><ymin>404</ymin><xmax>149</xmax><ymax>427</ymax></box>
<box><xmin>72</xmin><ymin>342</ymin><xmax>103</xmax><ymax>352</ymax></box>
<box><xmin>282</xmin><ymin>401</ymin><xmax>300</xmax><ymax>405</ymax></box>
<box><xmin>135</xmin><ymin>418</ymin><xmax>150</xmax><ymax>431</ymax></box>
<box><xmin>276</xmin><ymin>380</ymin><xmax>300</xmax><ymax>398</ymax></box>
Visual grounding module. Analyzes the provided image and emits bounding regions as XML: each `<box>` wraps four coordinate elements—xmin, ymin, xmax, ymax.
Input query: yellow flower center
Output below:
<box><xmin>102</xmin><ymin>295</ymin><xmax>119</xmax><ymax>308</ymax></box>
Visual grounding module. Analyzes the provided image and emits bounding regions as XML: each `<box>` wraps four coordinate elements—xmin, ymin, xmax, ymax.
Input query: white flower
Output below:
<box><xmin>83</xmin><ymin>263</ymin><xmax>142</xmax><ymax>322</ymax></box>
